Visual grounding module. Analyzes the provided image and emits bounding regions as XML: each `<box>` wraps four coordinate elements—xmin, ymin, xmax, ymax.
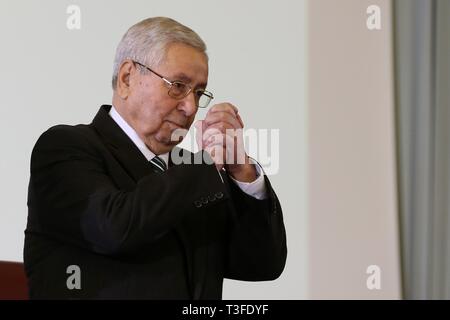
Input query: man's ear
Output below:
<box><xmin>117</xmin><ymin>60</ymin><xmax>134</xmax><ymax>99</ymax></box>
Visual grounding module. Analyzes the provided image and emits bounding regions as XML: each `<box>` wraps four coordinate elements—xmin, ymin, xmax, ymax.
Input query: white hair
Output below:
<box><xmin>111</xmin><ymin>17</ymin><xmax>207</xmax><ymax>89</ymax></box>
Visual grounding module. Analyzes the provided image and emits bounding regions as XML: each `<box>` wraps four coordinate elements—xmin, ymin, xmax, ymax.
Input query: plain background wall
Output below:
<box><xmin>0</xmin><ymin>0</ymin><xmax>307</xmax><ymax>299</ymax></box>
<box><xmin>308</xmin><ymin>0</ymin><xmax>401</xmax><ymax>298</ymax></box>
<box><xmin>1</xmin><ymin>0</ymin><xmax>402</xmax><ymax>300</ymax></box>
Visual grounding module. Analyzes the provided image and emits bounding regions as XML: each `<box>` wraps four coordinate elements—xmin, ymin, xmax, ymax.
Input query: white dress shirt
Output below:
<box><xmin>109</xmin><ymin>106</ymin><xmax>267</xmax><ymax>200</ymax></box>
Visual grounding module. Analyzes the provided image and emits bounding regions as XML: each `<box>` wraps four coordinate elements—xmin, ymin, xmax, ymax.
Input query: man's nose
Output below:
<box><xmin>178</xmin><ymin>91</ymin><xmax>198</xmax><ymax>117</ymax></box>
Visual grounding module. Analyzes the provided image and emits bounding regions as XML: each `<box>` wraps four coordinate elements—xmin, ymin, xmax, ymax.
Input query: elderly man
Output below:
<box><xmin>24</xmin><ymin>17</ymin><xmax>286</xmax><ymax>299</ymax></box>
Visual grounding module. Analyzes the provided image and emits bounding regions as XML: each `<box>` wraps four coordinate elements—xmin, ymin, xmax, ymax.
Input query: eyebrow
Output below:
<box><xmin>171</xmin><ymin>72</ymin><xmax>207</xmax><ymax>89</ymax></box>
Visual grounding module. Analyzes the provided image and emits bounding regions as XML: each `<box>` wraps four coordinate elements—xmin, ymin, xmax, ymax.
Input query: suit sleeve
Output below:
<box><xmin>223</xmin><ymin>172</ymin><xmax>287</xmax><ymax>281</ymax></box>
<box><xmin>27</xmin><ymin>126</ymin><xmax>229</xmax><ymax>256</ymax></box>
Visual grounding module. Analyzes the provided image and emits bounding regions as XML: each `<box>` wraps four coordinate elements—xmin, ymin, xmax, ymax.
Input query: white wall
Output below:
<box><xmin>0</xmin><ymin>0</ymin><xmax>403</xmax><ymax>301</ymax></box>
<box><xmin>0</xmin><ymin>0</ymin><xmax>307</xmax><ymax>299</ymax></box>
<box><xmin>307</xmin><ymin>0</ymin><xmax>401</xmax><ymax>299</ymax></box>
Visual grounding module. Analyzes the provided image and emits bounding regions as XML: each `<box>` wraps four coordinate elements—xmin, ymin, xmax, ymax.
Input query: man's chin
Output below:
<box><xmin>156</xmin><ymin>136</ymin><xmax>183</xmax><ymax>151</ymax></box>
<box><xmin>168</xmin><ymin>127</ymin><xmax>188</xmax><ymax>142</ymax></box>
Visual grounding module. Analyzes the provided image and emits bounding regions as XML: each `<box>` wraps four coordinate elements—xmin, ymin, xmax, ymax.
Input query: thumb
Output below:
<box><xmin>194</xmin><ymin>119</ymin><xmax>206</xmax><ymax>134</ymax></box>
<box><xmin>194</xmin><ymin>119</ymin><xmax>202</xmax><ymax>130</ymax></box>
<box><xmin>194</xmin><ymin>120</ymin><xmax>205</xmax><ymax>149</ymax></box>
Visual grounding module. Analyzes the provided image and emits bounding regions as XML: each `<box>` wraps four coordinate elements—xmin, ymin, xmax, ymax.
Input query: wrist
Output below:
<box><xmin>226</xmin><ymin>159</ymin><xmax>257</xmax><ymax>182</ymax></box>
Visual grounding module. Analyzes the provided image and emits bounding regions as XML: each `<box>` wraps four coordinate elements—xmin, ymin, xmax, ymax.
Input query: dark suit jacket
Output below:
<box><xmin>24</xmin><ymin>105</ymin><xmax>287</xmax><ymax>299</ymax></box>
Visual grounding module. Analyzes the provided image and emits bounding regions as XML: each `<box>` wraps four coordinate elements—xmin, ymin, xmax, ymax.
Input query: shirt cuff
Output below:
<box><xmin>228</xmin><ymin>158</ymin><xmax>268</xmax><ymax>200</ymax></box>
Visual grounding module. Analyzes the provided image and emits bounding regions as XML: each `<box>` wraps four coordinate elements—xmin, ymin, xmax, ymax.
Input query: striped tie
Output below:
<box><xmin>149</xmin><ymin>156</ymin><xmax>167</xmax><ymax>173</ymax></box>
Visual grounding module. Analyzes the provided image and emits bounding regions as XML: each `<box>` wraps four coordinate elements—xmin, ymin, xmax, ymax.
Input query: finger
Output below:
<box><xmin>205</xmin><ymin>143</ymin><xmax>225</xmax><ymax>165</ymax></box>
<box><xmin>208</xmin><ymin>103</ymin><xmax>238</xmax><ymax>118</ymax></box>
<box><xmin>203</xmin><ymin>123</ymin><xmax>241</xmax><ymax>141</ymax></box>
<box><xmin>207</xmin><ymin>103</ymin><xmax>245</xmax><ymax>129</ymax></box>
<box><xmin>194</xmin><ymin>119</ymin><xmax>203</xmax><ymax>132</ymax></box>
<box><xmin>204</xmin><ymin>112</ymin><xmax>242</xmax><ymax>129</ymax></box>
<box><xmin>203</xmin><ymin>133</ymin><xmax>236</xmax><ymax>151</ymax></box>
<box><xmin>203</xmin><ymin>124</ymin><xmax>243</xmax><ymax>145</ymax></box>
<box><xmin>236</xmin><ymin>113</ymin><xmax>244</xmax><ymax>128</ymax></box>
<box><xmin>204</xmin><ymin>137</ymin><xmax>226</xmax><ymax>150</ymax></box>
<box><xmin>194</xmin><ymin>120</ymin><xmax>205</xmax><ymax>149</ymax></box>
<box><xmin>204</xmin><ymin>134</ymin><xmax>241</xmax><ymax>165</ymax></box>
<box><xmin>203</xmin><ymin>126</ymin><xmax>222</xmax><ymax>142</ymax></box>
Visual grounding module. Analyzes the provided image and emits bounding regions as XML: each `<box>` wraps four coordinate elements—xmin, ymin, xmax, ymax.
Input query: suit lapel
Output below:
<box><xmin>91</xmin><ymin>105</ymin><xmax>154</xmax><ymax>181</ymax></box>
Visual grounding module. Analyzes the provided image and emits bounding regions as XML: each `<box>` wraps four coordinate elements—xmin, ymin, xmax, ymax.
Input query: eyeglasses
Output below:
<box><xmin>132</xmin><ymin>60</ymin><xmax>214</xmax><ymax>108</ymax></box>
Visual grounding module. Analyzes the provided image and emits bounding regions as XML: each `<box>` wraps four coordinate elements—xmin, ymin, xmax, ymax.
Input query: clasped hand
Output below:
<box><xmin>195</xmin><ymin>103</ymin><xmax>257</xmax><ymax>182</ymax></box>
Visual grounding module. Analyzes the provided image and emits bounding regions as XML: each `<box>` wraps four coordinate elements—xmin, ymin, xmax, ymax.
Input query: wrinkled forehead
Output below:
<box><xmin>159</xmin><ymin>43</ymin><xmax>209</xmax><ymax>88</ymax></box>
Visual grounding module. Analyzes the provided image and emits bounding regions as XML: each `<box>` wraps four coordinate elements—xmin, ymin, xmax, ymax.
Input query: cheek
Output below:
<box><xmin>137</xmin><ymin>101</ymin><xmax>174</xmax><ymax>136</ymax></box>
<box><xmin>137</xmin><ymin>104</ymin><xmax>162</xmax><ymax>133</ymax></box>
<box><xmin>130</xmin><ymin>81</ymin><xmax>177</xmax><ymax>133</ymax></box>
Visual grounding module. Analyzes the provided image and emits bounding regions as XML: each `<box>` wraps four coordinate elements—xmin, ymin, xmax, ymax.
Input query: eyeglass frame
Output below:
<box><xmin>130</xmin><ymin>60</ymin><xmax>214</xmax><ymax>108</ymax></box>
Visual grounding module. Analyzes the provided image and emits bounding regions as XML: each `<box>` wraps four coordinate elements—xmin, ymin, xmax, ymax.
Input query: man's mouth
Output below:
<box><xmin>166</xmin><ymin>120</ymin><xmax>186</xmax><ymax>129</ymax></box>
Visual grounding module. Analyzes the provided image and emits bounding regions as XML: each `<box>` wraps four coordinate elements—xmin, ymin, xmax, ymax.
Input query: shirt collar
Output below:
<box><xmin>109</xmin><ymin>105</ymin><xmax>169</xmax><ymax>167</ymax></box>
